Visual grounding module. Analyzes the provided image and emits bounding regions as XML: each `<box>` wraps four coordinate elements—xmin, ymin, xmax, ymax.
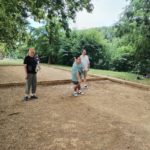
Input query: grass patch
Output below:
<box><xmin>89</xmin><ymin>69</ymin><xmax>150</xmax><ymax>86</ymax></box>
<box><xmin>0</xmin><ymin>58</ymin><xmax>23</xmax><ymax>65</ymax></box>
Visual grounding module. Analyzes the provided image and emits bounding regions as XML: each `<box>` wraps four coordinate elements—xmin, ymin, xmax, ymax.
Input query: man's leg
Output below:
<box><xmin>73</xmin><ymin>84</ymin><xmax>78</xmax><ymax>92</ymax></box>
<box><xmin>77</xmin><ymin>83</ymin><xmax>81</xmax><ymax>90</ymax></box>
<box><xmin>72</xmin><ymin>82</ymin><xmax>78</xmax><ymax>96</ymax></box>
<box><xmin>24</xmin><ymin>74</ymin><xmax>32</xmax><ymax>100</ymax></box>
<box><xmin>31</xmin><ymin>74</ymin><xmax>38</xmax><ymax>99</ymax></box>
<box><xmin>77</xmin><ymin>83</ymin><xmax>84</xmax><ymax>95</ymax></box>
<box><xmin>83</xmin><ymin>71</ymin><xmax>88</xmax><ymax>87</ymax></box>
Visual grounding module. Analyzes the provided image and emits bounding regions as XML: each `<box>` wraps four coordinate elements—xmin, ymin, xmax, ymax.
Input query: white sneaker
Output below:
<box><xmin>78</xmin><ymin>90</ymin><xmax>84</xmax><ymax>95</ymax></box>
<box><xmin>73</xmin><ymin>92</ymin><xmax>78</xmax><ymax>97</ymax></box>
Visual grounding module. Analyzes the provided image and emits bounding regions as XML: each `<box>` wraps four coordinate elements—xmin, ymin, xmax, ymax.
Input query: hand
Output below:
<box><xmin>25</xmin><ymin>74</ymin><xmax>28</xmax><ymax>80</ymax></box>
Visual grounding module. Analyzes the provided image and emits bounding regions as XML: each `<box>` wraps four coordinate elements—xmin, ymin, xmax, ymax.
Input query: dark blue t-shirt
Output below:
<box><xmin>24</xmin><ymin>56</ymin><xmax>37</xmax><ymax>74</ymax></box>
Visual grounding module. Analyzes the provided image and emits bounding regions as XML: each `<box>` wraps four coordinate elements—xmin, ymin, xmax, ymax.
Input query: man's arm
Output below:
<box><xmin>24</xmin><ymin>64</ymin><xmax>28</xmax><ymax>79</ymax></box>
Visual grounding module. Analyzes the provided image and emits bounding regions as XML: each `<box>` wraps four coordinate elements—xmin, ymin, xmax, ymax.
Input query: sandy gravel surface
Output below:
<box><xmin>0</xmin><ymin>80</ymin><xmax>150</xmax><ymax>150</ymax></box>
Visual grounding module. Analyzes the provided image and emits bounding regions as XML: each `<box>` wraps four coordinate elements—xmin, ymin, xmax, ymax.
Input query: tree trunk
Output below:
<box><xmin>48</xmin><ymin>55</ymin><xmax>51</xmax><ymax>64</ymax></box>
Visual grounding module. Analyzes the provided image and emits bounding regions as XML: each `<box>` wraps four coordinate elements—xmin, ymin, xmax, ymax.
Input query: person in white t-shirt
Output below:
<box><xmin>80</xmin><ymin>49</ymin><xmax>90</xmax><ymax>88</ymax></box>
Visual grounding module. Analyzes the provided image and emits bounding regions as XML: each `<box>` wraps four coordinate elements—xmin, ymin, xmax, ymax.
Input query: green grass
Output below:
<box><xmin>0</xmin><ymin>58</ymin><xmax>23</xmax><ymax>65</ymax></box>
<box><xmin>47</xmin><ymin>64</ymin><xmax>150</xmax><ymax>86</ymax></box>
<box><xmin>89</xmin><ymin>69</ymin><xmax>150</xmax><ymax>85</ymax></box>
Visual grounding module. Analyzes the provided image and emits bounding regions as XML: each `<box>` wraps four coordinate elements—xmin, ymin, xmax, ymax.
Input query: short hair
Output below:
<box><xmin>82</xmin><ymin>48</ymin><xmax>86</xmax><ymax>51</ymax></box>
<box><xmin>74</xmin><ymin>54</ymin><xmax>80</xmax><ymax>59</ymax></box>
<box><xmin>28</xmin><ymin>48</ymin><xmax>35</xmax><ymax>56</ymax></box>
<box><xmin>28</xmin><ymin>47</ymin><xmax>35</xmax><ymax>52</ymax></box>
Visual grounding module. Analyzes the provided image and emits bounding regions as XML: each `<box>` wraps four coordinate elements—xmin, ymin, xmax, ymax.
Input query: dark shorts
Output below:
<box><xmin>72</xmin><ymin>81</ymin><xmax>79</xmax><ymax>85</ymax></box>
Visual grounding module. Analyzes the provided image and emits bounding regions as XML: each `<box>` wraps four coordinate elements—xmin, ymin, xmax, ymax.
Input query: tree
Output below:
<box><xmin>115</xmin><ymin>0</ymin><xmax>150</xmax><ymax>74</ymax></box>
<box><xmin>0</xmin><ymin>0</ymin><xmax>28</xmax><ymax>48</ymax></box>
<box><xmin>57</xmin><ymin>29</ymin><xmax>109</xmax><ymax>68</ymax></box>
<box><xmin>0</xmin><ymin>0</ymin><xmax>94</xmax><ymax>47</ymax></box>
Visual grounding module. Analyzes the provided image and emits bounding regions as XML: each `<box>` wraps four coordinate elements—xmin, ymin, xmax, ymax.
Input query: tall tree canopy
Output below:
<box><xmin>0</xmin><ymin>0</ymin><xmax>93</xmax><ymax>47</ymax></box>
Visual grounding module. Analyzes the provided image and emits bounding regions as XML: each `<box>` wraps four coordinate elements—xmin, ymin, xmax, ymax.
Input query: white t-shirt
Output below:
<box><xmin>80</xmin><ymin>55</ymin><xmax>90</xmax><ymax>71</ymax></box>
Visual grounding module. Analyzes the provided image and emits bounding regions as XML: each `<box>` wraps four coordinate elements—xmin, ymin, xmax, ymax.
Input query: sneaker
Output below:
<box><xmin>30</xmin><ymin>95</ymin><xmax>38</xmax><ymax>99</ymax></box>
<box><xmin>78</xmin><ymin>90</ymin><xmax>84</xmax><ymax>95</ymax></box>
<box><xmin>73</xmin><ymin>92</ymin><xmax>78</xmax><ymax>97</ymax></box>
<box><xmin>23</xmin><ymin>96</ymin><xmax>29</xmax><ymax>101</ymax></box>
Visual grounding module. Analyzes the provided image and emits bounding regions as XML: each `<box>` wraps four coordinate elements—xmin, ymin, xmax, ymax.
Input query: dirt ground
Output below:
<box><xmin>0</xmin><ymin>65</ymin><xmax>93</xmax><ymax>84</ymax></box>
<box><xmin>0</xmin><ymin>66</ymin><xmax>150</xmax><ymax>150</ymax></box>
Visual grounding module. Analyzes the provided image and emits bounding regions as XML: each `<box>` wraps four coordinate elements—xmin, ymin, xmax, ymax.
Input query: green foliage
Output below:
<box><xmin>115</xmin><ymin>0</ymin><xmax>150</xmax><ymax>74</ymax></box>
<box><xmin>77</xmin><ymin>29</ymin><xmax>109</xmax><ymax>69</ymax></box>
<box><xmin>0</xmin><ymin>0</ymin><xmax>93</xmax><ymax>47</ymax></box>
<box><xmin>108</xmin><ymin>38</ymin><xmax>135</xmax><ymax>71</ymax></box>
<box><xmin>0</xmin><ymin>0</ymin><xmax>28</xmax><ymax>47</ymax></box>
<box><xmin>28</xmin><ymin>28</ymin><xmax>108</xmax><ymax>68</ymax></box>
<box><xmin>27</xmin><ymin>23</ymin><xmax>63</xmax><ymax>63</ymax></box>
<box><xmin>55</xmin><ymin>29</ymin><xmax>109</xmax><ymax>68</ymax></box>
<box><xmin>0</xmin><ymin>43</ymin><xmax>6</xmax><ymax>58</ymax></box>
<box><xmin>0</xmin><ymin>58</ymin><xmax>23</xmax><ymax>65</ymax></box>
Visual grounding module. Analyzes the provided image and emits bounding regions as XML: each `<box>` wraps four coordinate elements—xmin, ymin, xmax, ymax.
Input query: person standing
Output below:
<box><xmin>80</xmin><ymin>48</ymin><xmax>90</xmax><ymax>88</ymax></box>
<box><xmin>23</xmin><ymin>48</ymin><xmax>38</xmax><ymax>101</ymax></box>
